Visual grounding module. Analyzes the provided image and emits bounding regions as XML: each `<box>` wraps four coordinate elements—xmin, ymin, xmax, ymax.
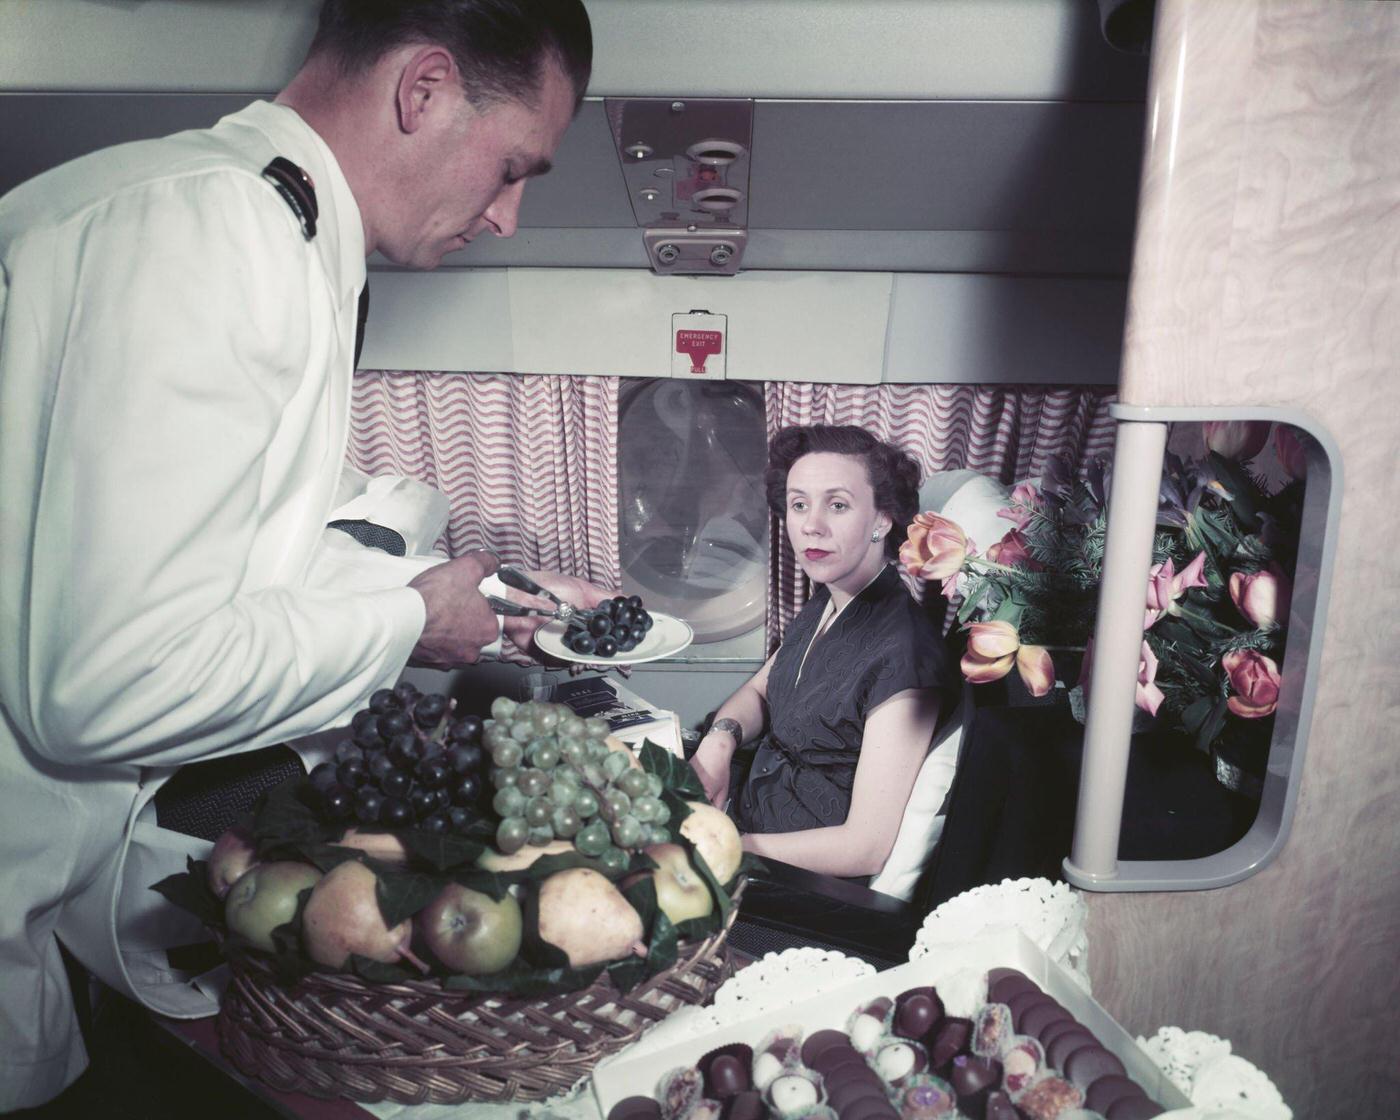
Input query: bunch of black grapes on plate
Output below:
<box><xmin>563</xmin><ymin>594</ymin><xmax>654</xmax><ymax>658</ymax></box>
<box><xmin>308</xmin><ymin>683</ymin><xmax>487</xmax><ymax>835</ymax></box>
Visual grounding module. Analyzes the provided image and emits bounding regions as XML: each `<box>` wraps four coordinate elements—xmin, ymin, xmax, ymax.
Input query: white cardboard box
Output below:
<box><xmin>591</xmin><ymin>928</ymin><xmax>1192</xmax><ymax>1116</ymax></box>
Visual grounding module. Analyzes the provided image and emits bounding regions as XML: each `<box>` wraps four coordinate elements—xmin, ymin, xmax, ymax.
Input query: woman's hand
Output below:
<box><xmin>689</xmin><ymin>733</ymin><xmax>733</xmax><ymax>809</ymax></box>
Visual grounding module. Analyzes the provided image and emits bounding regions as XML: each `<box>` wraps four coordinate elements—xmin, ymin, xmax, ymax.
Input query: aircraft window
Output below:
<box><xmin>617</xmin><ymin>379</ymin><xmax>768</xmax><ymax>646</ymax></box>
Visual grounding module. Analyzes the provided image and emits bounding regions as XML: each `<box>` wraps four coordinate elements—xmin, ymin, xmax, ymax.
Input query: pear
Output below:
<box><xmin>301</xmin><ymin>860</ymin><xmax>426</xmax><ymax>972</ymax></box>
<box><xmin>335</xmin><ymin>827</ymin><xmax>408</xmax><ymax>865</ymax></box>
<box><xmin>679</xmin><ymin>801</ymin><xmax>743</xmax><ymax>885</ymax></box>
<box><xmin>477</xmin><ymin>838</ymin><xmax>574</xmax><ymax>872</ymax></box>
<box><xmin>603</xmin><ymin>735</ymin><xmax>644</xmax><ymax>770</ymax></box>
<box><xmin>535</xmin><ymin>867</ymin><xmax>645</xmax><ymax>968</ymax></box>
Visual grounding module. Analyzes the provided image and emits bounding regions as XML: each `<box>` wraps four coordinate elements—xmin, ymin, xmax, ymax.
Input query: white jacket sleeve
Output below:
<box><xmin>22</xmin><ymin>171</ymin><xmax>424</xmax><ymax>767</ymax></box>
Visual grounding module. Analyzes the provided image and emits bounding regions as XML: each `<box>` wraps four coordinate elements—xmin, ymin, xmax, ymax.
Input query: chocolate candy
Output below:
<box><xmin>658</xmin><ymin>1068</ymin><xmax>704</xmax><ymax>1120</ymax></box>
<box><xmin>893</xmin><ymin>1073</ymin><xmax>958</xmax><ymax>1119</ymax></box>
<box><xmin>1085</xmin><ymin>1074</ymin><xmax>1149</xmax><ymax>1115</ymax></box>
<box><xmin>766</xmin><ymin>1070</ymin><xmax>824</xmax><ymax>1116</ymax></box>
<box><xmin>872</xmin><ymin>1039</ymin><xmax>928</xmax><ymax>1088</ymax></box>
<box><xmin>971</xmin><ymin>1004</ymin><xmax>1014</xmax><ymax>1058</ymax></box>
<box><xmin>704</xmin><ymin>1054</ymin><xmax>751</xmax><ymax>1100</ymax></box>
<box><xmin>948</xmin><ymin>1054</ymin><xmax>1000</xmax><ymax>1118</ymax></box>
<box><xmin>1006</xmin><ymin>990</ymin><xmax>1056</xmax><ymax>1030</ymax></box>
<box><xmin>893</xmin><ymin>989</ymin><xmax>943</xmax><ymax>1041</ymax></box>
<box><xmin>721</xmin><ymin>1091</ymin><xmax>765</xmax><ymax>1120</ymax></box>
<box><xmin>1063</xmin><ymin>1044</ymin><xmax>1127</xmax><ymax>1091</ymax></box>
<box><xmin>999</xmin><ymin>1035</ymin><xmax>1045</xmax><ymax>1096</ymax></box>
<box><xmin>1046</xmin><ymin>1028</ymin><xmax>1099</xmax><ymax>1071</ymax></box>
<box><xmin>802</xmin><ymin>1030</ymin><xmax>853</xmax><ymax>1069</ymax></box>
<box><xmin>609</xmin><ymin>1096</ymin><xmax>664</xmax><ymax>1120</ymax></box>
<box><xmin>982</xmin><ymin>1090</ymin><xmax>1019</xmax><ymax>1120</ymax></box>
<box><xmin>986</xmin><ymin>969</ymin><xmax>1039</xmax><ymax>1005</ymax></box>
<box><xmin>840</xmin><ymin>1098</ymin><xmax>899</xmax><ymax>1120</ymax></box>
<box><xmin>812</xmin><ymin>1052</ymin><xmax>870</xmax><ymax>1082</ymax></box>
<box><xmin>827</xmin><ymin>1078</ymin><xmax>890</xmax><ymax>1114</ymax></box>
<box><xmin>927</xmin><ymin>1017</ymin><xmax>973</xmax><ymax>1069</ymax></box>
<box><xmin>848</xmin><ymin>999</ymin><xmax>894</xmax><ymax>1054</ymax></box>
<box><xmin>1016</xmin><ymin>1075</ymin><xmax>1084</xmax><ymax>1120</ymax></box>
<box><xmin>1019</xmin><ymin>1001</ymin><xmax>1074</xmax><ymax>1040</ymax></box>
<box><xmin>1038</xmin><ymin>1017</ymin><xmax>1090</xmax><ymax>1050</ymax></box>
<box><xmin>1106</xmin><ymin>1096</ymin><xmax>1165</xmax><ymax>1119</ymax></box>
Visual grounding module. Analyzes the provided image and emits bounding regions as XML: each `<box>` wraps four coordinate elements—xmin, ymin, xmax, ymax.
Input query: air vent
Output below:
<box><xmin>607</xmin><ymin>97</ymin><xmax>753</xmax><ymax>275</ymax></box>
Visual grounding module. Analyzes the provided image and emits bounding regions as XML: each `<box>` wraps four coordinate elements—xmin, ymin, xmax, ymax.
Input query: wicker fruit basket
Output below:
<box><xmin>217</xmin><ymin>879</ymin><xmax>743</xmax><ymax>1105</ymax></box>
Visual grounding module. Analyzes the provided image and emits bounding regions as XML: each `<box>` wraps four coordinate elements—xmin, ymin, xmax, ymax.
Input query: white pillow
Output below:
<box><xmin>930</xmin><ymin>471</ymin><xmax>1014</xmax><ymax>558</ymax></box>
<box><xmin>867</xmin><ymin>701</ymin><xmax>964</xmax><ymax>901</ymax></box>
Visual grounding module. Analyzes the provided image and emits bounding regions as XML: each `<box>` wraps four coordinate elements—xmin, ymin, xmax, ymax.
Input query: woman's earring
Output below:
<box><xmin>871</xmin><ymin>530</ymin><xmax>882</xmax><ymax>542</ymax></box>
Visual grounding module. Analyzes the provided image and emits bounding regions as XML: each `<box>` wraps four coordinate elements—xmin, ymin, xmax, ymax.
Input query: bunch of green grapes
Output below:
<box><xmin>483</xmin><ymin>698</ymin><xmax>672</xmax><ymax>875</ymax></box>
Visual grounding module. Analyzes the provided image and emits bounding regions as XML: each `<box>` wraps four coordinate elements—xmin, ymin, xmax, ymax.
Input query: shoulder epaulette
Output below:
<box><xmin>261</xmin><ymin>156</ymin><xmax>318</xmax><ymax>240</ymax></box>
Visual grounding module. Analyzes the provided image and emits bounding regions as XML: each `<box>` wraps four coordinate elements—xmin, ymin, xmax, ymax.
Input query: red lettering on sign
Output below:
<box><xmin>675</xmin><ymin>329</ymin><xmax>723</xmax><ymax>374</ymax></box>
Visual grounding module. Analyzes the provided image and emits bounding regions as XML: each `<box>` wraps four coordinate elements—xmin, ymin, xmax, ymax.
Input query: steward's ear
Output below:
<box><xmin>394</xmin><ymin>45</ymin><xmax>458</xmax><ymax>135</ymax></box>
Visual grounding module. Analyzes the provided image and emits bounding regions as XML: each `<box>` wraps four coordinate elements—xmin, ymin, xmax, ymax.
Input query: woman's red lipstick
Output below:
<box><xmin>803</xmin><ymin>549</ymin><xmax>831</xmax><ymax>561</ymax></box>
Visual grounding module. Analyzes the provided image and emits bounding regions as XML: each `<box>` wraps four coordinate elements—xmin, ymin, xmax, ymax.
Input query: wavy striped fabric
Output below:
<box><xmin>763</xmin><ymin>382</ymin><xmax>1118</xmax><ymax>649</ymax></box>
<box><xmin>348</xmin><ymin>370</ymin><xmax>620</xmax><ymax>662</ymax></box>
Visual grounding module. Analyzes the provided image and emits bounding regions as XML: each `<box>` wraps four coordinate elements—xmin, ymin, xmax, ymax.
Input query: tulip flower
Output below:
<box><xmin>996</xmin><ymin>482</ymin><xmax>1044</xmax><ymax>531</ymax></box>
<box><xmin>1223</xmin><ymin>649</ymin><xmax>1282</xmax><ymax>718</ymax></box>
<box><xmin>1144</xmin><ymin>551</ymin><xmax>1209</xmax><ymax>629</ymax></box>
<box><xmin>900</xmin><ymin>511</ymin><xmax>970</xmax><ymax>589</ymax></box>
<box><xmin>986</xmin><ymin>529</ymin><xmax>1041</xmax><ymax>571</ymax></box>
<box><xmin>960</xmin><ymin>620</ymin><xmax>1055</xmax><ymax>698</ymax></box>
<box><xmin>1274</xmin><ymin>425</ymin><xmax>1307</xmax><ymax>480</ymax></box>
<box><xmin>1229</xmin><ymin>565</ymin><xmax>1291</xmax><ymax>629</ymax></box>
<box><xmin>1075</xmin><ymin>638</ymin><xmax>1164</xmax><ymax>717</ymax></box>
<box><xmin>1203</xmin><ymin>420</ymin><xmax>1270</xmax><ymax>462</ymax></box>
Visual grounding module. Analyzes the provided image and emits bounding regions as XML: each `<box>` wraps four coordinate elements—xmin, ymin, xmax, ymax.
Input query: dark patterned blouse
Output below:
<box><xmin>732</xmin><ymin>565</ymin><xmax>949</xmax><ymax>835</ymax></box>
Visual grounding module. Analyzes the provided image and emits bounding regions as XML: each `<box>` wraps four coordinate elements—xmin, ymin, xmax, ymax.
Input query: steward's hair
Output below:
<box><xmin>764</xmin><ymin>425</ymin><xmax>922</xmax><ymax>560</ymax></box>
<box><xmin>308</xmin><ymin>0</ymin><xmax>592</xmax><ymax>108</ymax></box>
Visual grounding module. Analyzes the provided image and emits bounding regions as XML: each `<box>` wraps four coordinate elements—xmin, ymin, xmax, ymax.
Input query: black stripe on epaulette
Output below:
<box><xmin>261</xmin><ymin>156</ymin><xmax>318</xmax><ymax>240</ymax></box>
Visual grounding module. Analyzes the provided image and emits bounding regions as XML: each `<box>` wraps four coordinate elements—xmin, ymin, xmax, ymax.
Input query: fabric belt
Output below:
<box><xmin>152</xmin><ymin>744</ymin><xmax>304</xmax><ymax>841</ymax></box>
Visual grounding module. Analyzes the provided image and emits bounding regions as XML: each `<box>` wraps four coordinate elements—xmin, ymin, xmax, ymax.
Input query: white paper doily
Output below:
<box><xmin>909</xmin><ymin>877</ymin><xmax>1091</xmax><ymax>991</ymax></box>
<box><xmin>1139</xmin><ymin>1027</ymin><xmax>1292</xmax><ymax>1120</ymax></box>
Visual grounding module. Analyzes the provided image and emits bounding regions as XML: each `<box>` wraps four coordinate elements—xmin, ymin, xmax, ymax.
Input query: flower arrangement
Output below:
<box><xmin>900</xmin><ymin>422</ymin><xmax>1308</xmax><ymax>784</ymax></box>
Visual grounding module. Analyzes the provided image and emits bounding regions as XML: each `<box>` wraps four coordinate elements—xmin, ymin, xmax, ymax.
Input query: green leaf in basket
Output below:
<box><xmin>150</xmin><ymin>858</ymin><xmax>225</xmax><ymax>930</ymax></box>
<box><xmin>439</xmin><ymin>959</ymin><xmax>605</xmax><ymax>997</ymax></box>
<box><xmin>444</xmin><ymin>866</ymin><xmax>515</xmax><ymax>903</ymax></box>
<box><xmin>606</xmin><ymin>953</ymin><xmax>649</xmax><ymax>994</ymax></box>
<box><xmin>397</xmin><ymin>829</ymin><xmax>490</xmax><ymax>872</ymax></box>
<box><xmin>620</xmin><ymin>867</ymin><xmax>659</xmax><ymax>934</ymax></box>
<box><xmin>638</xmin><ymin>739</ymin><xmax>705</xmax><ymax>799</ymax></box>
<box><xmin>672</xmin><ymin>912</ymin><xmax>720</xmax><ymax>944</ymax></box>
<box><xmin>249</xmin><ymin>777</ymin><xmax>334</xmax><ymax>848</ymax></box>
<box><xmin>373</xmin><ymin>865</ymin><xmax>443</xmax><ymax>928</ymax></box>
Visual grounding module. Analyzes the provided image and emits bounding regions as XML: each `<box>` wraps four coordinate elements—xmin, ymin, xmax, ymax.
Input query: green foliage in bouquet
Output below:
<box><xmin>899</xmin><ymin>421</ymin><xmax>1308</xmax><ymax>780</ymax></box>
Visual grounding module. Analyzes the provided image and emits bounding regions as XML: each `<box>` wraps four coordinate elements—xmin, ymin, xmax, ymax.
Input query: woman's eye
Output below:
<box><xmin>831</xmin><ymin>502</ymin><xmax>848</xmax><ymax>512</ymax></box>
<box><xmin>790</xmin><ymin>500</ymin><xmax>807</xmax><ymax>512</ymax></box>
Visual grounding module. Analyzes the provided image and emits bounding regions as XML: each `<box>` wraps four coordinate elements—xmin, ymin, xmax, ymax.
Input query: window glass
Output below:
<box><xmin>618</xmin><ymin>379</ymin><xmax>767</xmax><ymax>643</ymax></box>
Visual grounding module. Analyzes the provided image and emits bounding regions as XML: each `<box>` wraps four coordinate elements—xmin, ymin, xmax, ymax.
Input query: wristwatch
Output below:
<box><xmin>708</xmin><ymin>717</ymin><xmax>744</xmax><ymax>748</ymax></box>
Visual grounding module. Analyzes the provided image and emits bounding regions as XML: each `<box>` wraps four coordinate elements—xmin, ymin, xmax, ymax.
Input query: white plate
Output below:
<box><xmin>533</xmin><ymin>611</ymin><xmax>694</xmax><ymax>665</ymax></box>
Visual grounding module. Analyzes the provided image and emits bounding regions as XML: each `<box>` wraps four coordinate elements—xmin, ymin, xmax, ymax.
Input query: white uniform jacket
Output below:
<box><xmin>0</xmin><ymin>101</ymin><xmax>478</xmax><ymax>1109</ymax></box>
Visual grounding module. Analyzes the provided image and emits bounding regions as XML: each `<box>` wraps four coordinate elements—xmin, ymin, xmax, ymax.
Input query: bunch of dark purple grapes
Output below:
<box><xmin>563</xmin><ymin>594</ymin><xmax>654</xmax><ymax>658</ymax></box>
<box><xmin>308</xmin><ymin>682</ymin><xmax>487</xmax><ymax>835</ymax></box>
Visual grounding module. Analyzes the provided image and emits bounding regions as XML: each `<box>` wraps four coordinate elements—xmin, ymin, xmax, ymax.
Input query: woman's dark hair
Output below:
<box><xmin>309</xmin><ymin>0</ymin><xmax>592</xmax><ymax>109</ymax></box>
<box><xmin>764</xmin><ymin>425</ymin><xmax>922</xmax><ymax>560</ymax></box>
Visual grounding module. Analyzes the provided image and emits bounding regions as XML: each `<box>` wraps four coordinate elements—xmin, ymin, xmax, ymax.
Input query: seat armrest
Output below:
<box><xmin>736</xmin><ymin>856</ymin><xmax>921</xmax><ymax>966</ymax></box>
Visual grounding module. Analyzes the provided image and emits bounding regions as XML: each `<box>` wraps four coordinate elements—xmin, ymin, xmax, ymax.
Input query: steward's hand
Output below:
<box><xmin>407</xmin><ymin>550</ymin><xmax>500</xmax><ymax>667</ymax></box>
<box><xmin>500</xmin><ymin>569</ymin><xmax>612</xmax><ymax>652</ymax></box>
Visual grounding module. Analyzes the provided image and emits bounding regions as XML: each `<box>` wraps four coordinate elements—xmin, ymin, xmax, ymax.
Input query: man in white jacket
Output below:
<box><xmin>0</xmin><ymin>0</ymin><xmax>595</xmax><ymax>1109</ymax></box>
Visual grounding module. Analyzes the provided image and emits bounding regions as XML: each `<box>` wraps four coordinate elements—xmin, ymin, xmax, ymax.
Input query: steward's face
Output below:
<box><xmin>391</xmin><ymin>60</ymin><xmax>575</xmax><ymax>270</ymax></box>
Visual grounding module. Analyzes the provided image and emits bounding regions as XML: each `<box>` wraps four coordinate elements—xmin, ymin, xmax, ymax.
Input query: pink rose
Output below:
<box><xmin>1223</xmin><ymin>649</ymin><xmax>1282</xmax><ymax>718</ymax></box>
<box><xmin>987</xmin><ymin>529</ymin><xmax>1041</xmax><ymax>571</ymax></box>
<box><xmin>1076</xmin><ymin>638</ymin><xmax>1164</xmax><ymax>717</ymax></box>
<box><xmin>996</xmin><ymin>482</ymin><xmax>1043</xmax><ymax>531</ymax></box>
<box><xmin>1229</xmin><ymin>565</ymin><xmax>1291</xmax><ymax>629</ymax></box>
<box><xmin>961</xmin><ymin>621</ymin><xmax>1054</xmax><ymax>698</ymax></box>
<box><xmin>1203</xmin><ymin>420</ymin><xmax>1270</xmax><ymax>462</ymax></box>
<box><xmin>1144</xmin><ymin>551</ymin><xmax>1209</xmax><ymax>629</ymax></box>
<box><xmin>1274</xmin><ymin>425</ymin><xmax>1307</xmax><ymax>480</ymax></box>
<box><xmin>899</xmin><ymin>511</ymin><xmax>969</xmax><ymax>589</ymax></box>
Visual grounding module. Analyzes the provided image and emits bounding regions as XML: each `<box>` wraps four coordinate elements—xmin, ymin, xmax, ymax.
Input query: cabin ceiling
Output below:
<box><xmin>0</xmin><ymin>0</ymin><xmax>1150</xmax><ymax>276</ymax></box>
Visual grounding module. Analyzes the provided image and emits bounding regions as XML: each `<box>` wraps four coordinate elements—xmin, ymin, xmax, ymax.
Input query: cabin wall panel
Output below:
<box><xmin>1091</xmin><ymin>2</ymin><xmax>1400</xmax><ymax>1114</ymax></box>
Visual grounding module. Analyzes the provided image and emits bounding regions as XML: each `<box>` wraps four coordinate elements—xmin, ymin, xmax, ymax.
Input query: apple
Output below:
<box><xmin>207</xmin><ymin>824</ymin><xmax>260</xmax><ymax>899</ymax></box>
<box><xmin>642</xmin><ymin>843</ymin><xmax>714</xmax><ymax>925</ymax></box>
<box><xmin>416</xmin><ymin>883</ymin><xmax>522</xmax><ymax>975</ymax></box>
<box><xmin>223</xmin><ymin>861</ymin><xmax>321</xmax><ymax>952</ymax></box>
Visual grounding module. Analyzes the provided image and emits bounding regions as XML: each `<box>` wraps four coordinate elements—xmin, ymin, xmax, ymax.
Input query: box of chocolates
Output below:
<box><xmin>591</xmin><ymin>928</ymin><xmax>1192</xmax><ymax>1120</ymax></box>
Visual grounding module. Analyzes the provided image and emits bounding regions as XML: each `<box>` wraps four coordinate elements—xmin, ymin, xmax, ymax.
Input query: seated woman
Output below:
<box><xmin>689</xmin><ymin>425</ymin><xmax>952</xmax><ymax>879</ymax></box>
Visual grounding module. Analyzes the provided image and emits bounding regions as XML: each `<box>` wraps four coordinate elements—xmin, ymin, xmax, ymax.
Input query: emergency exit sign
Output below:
<box><xmin>671</xmin><ymin>311</ymin><xmax>727</xmax><ymax>379</ymax></box>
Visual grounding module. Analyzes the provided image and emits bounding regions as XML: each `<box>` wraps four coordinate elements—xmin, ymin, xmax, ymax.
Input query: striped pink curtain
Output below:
<box><xmin>764</xmin><ymin>382</ymin><xmax>1117</xmax><ymax>647</ymax></box>
<box><xmin>347</xmin><ymin>371</ymin><xmax>620</xmax><ymax>659</ymax></box>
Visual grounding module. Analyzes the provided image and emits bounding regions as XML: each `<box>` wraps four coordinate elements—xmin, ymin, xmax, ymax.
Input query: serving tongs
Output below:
<box><xmin>485</xmin><ymin>565</ymin><xmax>588</xmax><ymax>625</ymax></box>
